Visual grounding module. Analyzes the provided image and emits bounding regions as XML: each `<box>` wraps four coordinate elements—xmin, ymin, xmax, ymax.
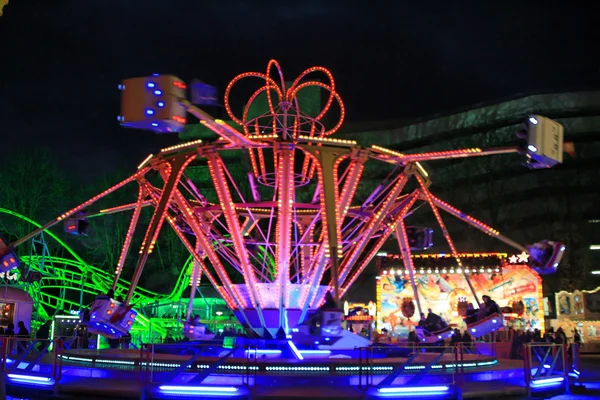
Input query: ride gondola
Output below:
<box><xmin>466</xmin><ymin>312</ymin><xmax>504</xmax><ymax>338</ymax></box>
<box><xmin>415</xmin><ymin>325</ymin><xmax>454</xmax><ymax>344</ymax></box>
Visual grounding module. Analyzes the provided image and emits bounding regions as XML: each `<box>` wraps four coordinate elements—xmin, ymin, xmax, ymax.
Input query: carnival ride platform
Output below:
<box><xmin>4</xmin><ymin>341</ymin><xmax>530</xmax><ymax>400</ymax></box>
<box><xmin>4</xmin><ymin>339</ymin><xmax>583</xmax><ymax>399</ymax></box>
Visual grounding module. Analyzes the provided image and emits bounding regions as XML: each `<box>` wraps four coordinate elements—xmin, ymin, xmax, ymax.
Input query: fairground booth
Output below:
<box><xmin>550</xmin><ymin>286</ymin><xmax>600</xmax><ymax>353</ymax></box>
<box><xmin>0</xmin><ymin>286</ymin><xmax>33</xmax><ymax>333</ymax></box>
<box><xmin>343</xmin><ymin>301</ymin><xmax>377</xmax><ymax>338</ymax></box>
<box><xmin>376</xmin><ymin>252</ymin><xmax>544</xmax><ymax>339</ymax></box>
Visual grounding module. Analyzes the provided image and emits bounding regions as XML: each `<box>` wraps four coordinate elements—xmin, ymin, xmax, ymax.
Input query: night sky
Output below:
<box><xmin>1</xmin><ymin>0</ymin><xmax>599</xmax><ymax>180</ymax></box>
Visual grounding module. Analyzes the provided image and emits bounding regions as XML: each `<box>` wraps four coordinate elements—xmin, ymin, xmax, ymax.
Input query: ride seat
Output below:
<box><xmin>466</xmin><ymin>312</ymin><xmax>504</xmax><ymax>338</ymax></box>
<box><xmin>414</xmin><ymin>325</ymin><xmax>454</xmax><ymax>344</ymax></box>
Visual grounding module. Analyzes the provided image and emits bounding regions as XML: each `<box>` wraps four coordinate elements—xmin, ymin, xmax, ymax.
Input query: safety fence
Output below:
<box><xmin>0</xmin><ymin>337</ymin><xmax>62</xmax><ymax>398</ymax></box>
<box><xmin>0</xmin><ymin>338</ymin><xmax>584</xmax><ymax>399</ymax></box>
<box><xmin>523</xmin><ymin>342</ymin><xmax>581</xmax><ymax>397</ymax></box>
<box><xmin>358</xmin><ymin>344</ymin><xmax>475</xmax><ymax>399</ymax></box>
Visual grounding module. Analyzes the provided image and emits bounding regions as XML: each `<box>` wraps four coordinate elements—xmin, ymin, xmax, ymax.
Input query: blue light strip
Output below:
<box><xmin>299</xmin><ymin>350</ymin><xmax>331</xmax><ymax>355</ymax></box>
<box><xmin>531</xmin><ymin>377</ymin><xmax>564</xmax><ymax>387</ymax></box>
<box><xmin>244</xmin><ymin>349</ymin><xmax>282</xmax><ymax>355</ymax></box>
<box><xmin>7</xmin><ymin>374</ymin><xmax>54</xmax><ymax>386</ymax></box>
<box><xmin>476</xmin><ymin>360</ymin><xmax>498</xmax><ymax>367</ymax></box>
<box><xmin>57</xmin><ymin>353</ymin><xmax>498</xmax><ymax>374</ymax></box>
<box><xmin>288</xmin><ymin>341</ymin><xmax>304</xmax><ymax>360</ymax></box>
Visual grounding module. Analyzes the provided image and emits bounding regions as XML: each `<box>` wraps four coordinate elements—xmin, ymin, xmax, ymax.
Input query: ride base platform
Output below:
<box><xmin>4</xmin><ymin>344</ymin><xmax>531</xmax><ymax>400</ymax></box>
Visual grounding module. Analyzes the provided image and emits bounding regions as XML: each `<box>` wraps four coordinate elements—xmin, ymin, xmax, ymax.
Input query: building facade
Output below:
<box><xmin>180</xmin><ymin>90</ymin><xmax>600</xmax><ymax>300</ymax></box>
<box><xmin>340</xmin><ymin>91</ymin><xmax>600</xmax><ymax>297</ymax></box>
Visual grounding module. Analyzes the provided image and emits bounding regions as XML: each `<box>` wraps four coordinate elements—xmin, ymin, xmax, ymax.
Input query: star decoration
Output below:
<box><xmin>517</xmin><ymin>251</ymin><xmax>530</xmax><ymax>263</ymax></box>
<box><xmin>509</xmin><ymin>255</ymin><xmax>518</xmax><ymax>264</ymax></box>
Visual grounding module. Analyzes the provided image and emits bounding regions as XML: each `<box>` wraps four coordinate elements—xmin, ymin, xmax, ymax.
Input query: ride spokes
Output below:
<box><xmin>2</xmin><ymin>60</ymin><xmax>566</xmax><ymax>342</ymax></box>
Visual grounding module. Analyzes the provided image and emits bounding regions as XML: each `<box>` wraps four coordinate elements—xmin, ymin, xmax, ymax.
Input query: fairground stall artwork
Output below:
<box><xmin>0</xmin><ymin>60</ymin><xmax>571</xmax><ymax>398</ymax></box>
<box><xmin>377</xmin><ymin>252</ymin><xmax>545</xmax><ymax>338</ymax></box>
<box><xmin>551</xmin><ymin>285</ymin><xmax>600</xmax><ymax>353</ymax></box>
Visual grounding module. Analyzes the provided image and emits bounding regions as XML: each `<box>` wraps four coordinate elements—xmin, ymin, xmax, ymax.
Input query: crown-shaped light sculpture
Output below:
<box><xmin>223</xmin><ymin>60</ymin><xmax>345</xmax><ymax>187</ymax></box>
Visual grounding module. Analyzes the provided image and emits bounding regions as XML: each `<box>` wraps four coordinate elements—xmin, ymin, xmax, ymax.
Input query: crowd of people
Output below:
<box><xmin>1</xmin><ymin>321</ymin><xmax>30</xmax><ymax>354</ymax></box>
<box><xmin>0</xmin><ymin>321</ymin><xmax>28</xmax><ymax>337</ymax></box>
<box><xmin>509</xmin><ymin>326</ymin><xmax>582</xmax><ymax>360</ymax></box>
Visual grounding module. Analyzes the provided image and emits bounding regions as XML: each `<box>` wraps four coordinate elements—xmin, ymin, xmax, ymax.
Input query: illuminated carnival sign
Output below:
<box><xmin>376</xmin><ymin>252</ymin><xmax>545</xmax><ymax>333</ymax></box>
<box><xmin>0</xmin><ymin>270</ymin><xmax>19</xmax><ymax>281</ymax></box>
<box><xmin>508</xmin><ymin>252</ymin><xmax>529</xmax><ymax>264</ymax></box>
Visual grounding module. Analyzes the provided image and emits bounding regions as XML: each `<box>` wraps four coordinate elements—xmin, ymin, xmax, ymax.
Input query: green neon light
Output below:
<box><xmin>257</xmin><ymin>244</ymin><xmax>276</xmax><ymax>279</ymax></box>
<box><xmin>0</xmin><ymin>209</ymin><xmax>190</xmax><ymax>302</ymax></box>
<box><xmin>0</xmin><ymin>208</ymin><xmax>278</xmax><ymax>340</ymax></box>
<box><xmin>0</xmin><ymin>208</ymin><xmax>92</xmax><ymax>268</ymax></box>
<box><xmin>0</xmin><ymin>208</ymin><xmax>169</xmax><ymax>336</ymax></box>
<box><xmin>223</xmin><ymin>336</ymin><xmax>236</xmax><ymax>349</ymax></box>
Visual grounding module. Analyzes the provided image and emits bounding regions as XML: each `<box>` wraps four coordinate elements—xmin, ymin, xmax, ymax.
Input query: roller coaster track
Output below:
<box><xmin>0</xmin><ymin>208</ymin><xmax>194</xmax><ymax>336</ymax></box>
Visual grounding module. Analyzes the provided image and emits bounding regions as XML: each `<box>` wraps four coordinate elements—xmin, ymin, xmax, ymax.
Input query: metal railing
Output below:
<box><xmin>2</xmin><ymin>337</ymin><xmax>551</xmax><ymax>399</ymax></box>
<box><xmin>357</xmin><ymin>343</ymin><xmax>465</xmax><ymax>398</ymax></box>
<box><xmin>136</xmin><ymin>341</ymin><xmax>254</xmax><ymax>399</ymax></box>
<box><xmin>0</xmin><ymin>337</ymin><xmax>64</xmax><ymax>398</ymax></box>
<box><xmin>134</xmin><ymin>341</ymin><xmax>472</xmax><ymax>395</ymax></box>
<box><xmin>139</xmin><ymin>341</ymin><xmax>242</xmax><ymax>382</ymax></box>
<box><xmin>524</xmin><ymin>343</ymin><xmax>569</xmax><ymax>397</ymax></box>
<box><xmin>569</xmin><ymin>343</ymin><xmax>582</xmax><ymax>385</ymax></box>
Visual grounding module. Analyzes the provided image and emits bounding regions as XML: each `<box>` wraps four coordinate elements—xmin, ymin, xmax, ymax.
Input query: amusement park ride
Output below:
<box><xmin>1</xmin><ymin>61</ymin><xmax>567</xmax><ymax>348</ymax></box>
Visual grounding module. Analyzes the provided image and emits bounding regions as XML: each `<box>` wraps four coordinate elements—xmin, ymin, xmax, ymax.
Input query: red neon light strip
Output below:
<box><xmin>171</xmin><ymin>190</ymin><xmax>243</xmax><ymax>306</ymax></box>
<box><xmin>288</xmin><ymin>66</ymin><xmax>336</xmax><ymax>122</ymax></box>
<box><xmin>164</xmin><ymin>214</ymin><xmax>237</xmax><ymax>310</ymax></box>
<box><xmin>288</xmin><ymin>81</ymin><xmax>345</xmax><ymax>136</ymax></box>
<box><xmin>113</xmin><ymin>186</ymin><xmax>146</xmax><ymax>284</ymax></box>
<box><xmin>395</xmin><ymin>219</ymin><xmax>423</xmax><ymax>315</ymax></box>
<box><xmin>274</xmin><ymin>147</ymin><xmax>295</xmax><ymax>308</ymax></box>
<box><xmin>143</xmin><ymin>180</ymin><xmax>243</xmax><ymax>310</ymax></box>
<box><xmin>207</xmin><ymin>155</ymin><xmax>264</xmax><ymax>314</ymax></box>
<box><xmin>415</xmin><ymin>175</ymin><xmax>481</xmax><ymax>306</ymax></box>
<box><xmin>224</xmin><ymin>72</ymin><xmax>282</xmax><ymax>127</ymax></box>
<box><xmin>340</xmin><ymin>191</ymin><xmax>419</xmax><ymax>296</ymax></box>
<box><xmin>337</xmin><ymin>174</ymin><xmax>409</xmax><ymax>285</ymax></box>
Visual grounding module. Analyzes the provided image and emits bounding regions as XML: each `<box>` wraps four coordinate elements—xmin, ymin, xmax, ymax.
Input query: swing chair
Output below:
<box><xmin>415</xmin><ymin>325</ymin><xmax>454</xmax><ymax>344</ymax></box>
<box><xmin>466</xmin><ymin>312</ymin><xmax>504</xmax><ymax>338</ymax></box>
<box><xmin>394</xmin><ymin>227</ymin><xmax>454</xmax><ymax>344</ymax></box>
<box><xmin>459</xmin><ymin>278</ymin><xmax>505</xmax><ymax>338</ymax></box>
<box><xmin>464</xmin><ymin>241</ymin><xmax>565</xmax><ymax>337</ymax></box>
<box><xmin>392</xmin><ymin>183</ymin><xmax>507</xmax><ymax>343</ymax></box>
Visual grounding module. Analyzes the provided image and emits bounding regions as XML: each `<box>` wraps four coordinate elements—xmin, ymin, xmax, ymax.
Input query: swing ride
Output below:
<box><xmin>1</xmin><ymin>60</ymin><xmax>566</xmax><ymax>346</ymax></box>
